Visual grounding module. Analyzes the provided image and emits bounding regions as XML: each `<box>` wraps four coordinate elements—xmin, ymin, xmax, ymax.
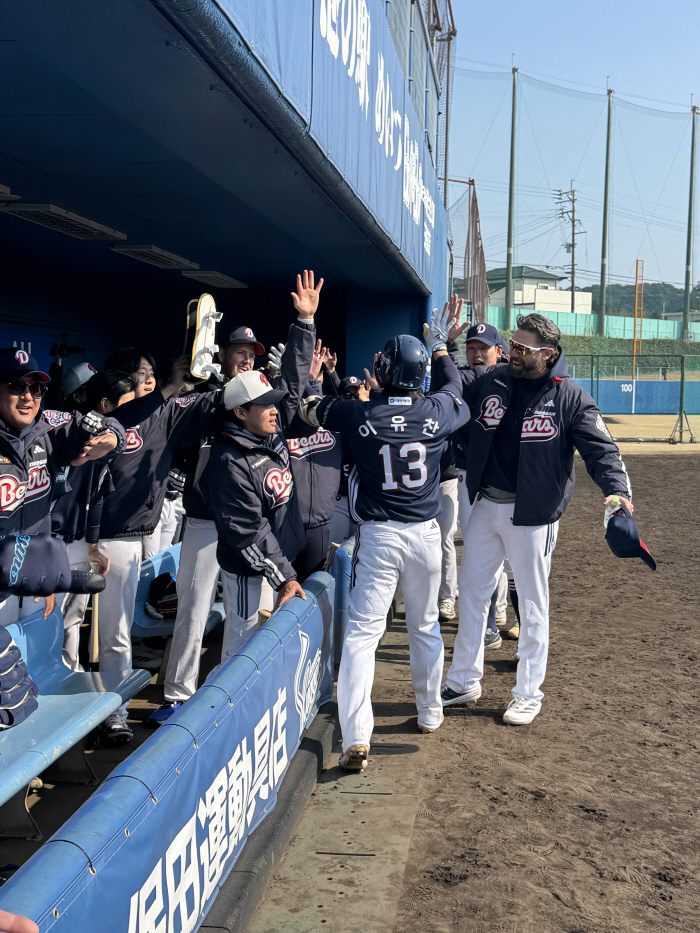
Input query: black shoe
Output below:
<box><xmin>102</xmin><ymin>714</ymin><xmax>133</xmax><ymax>745</ymax></box>
<box><xmin>484</xmin><ymin>629</ymin><xmax>503</xmax><ymax>650</ymax></box>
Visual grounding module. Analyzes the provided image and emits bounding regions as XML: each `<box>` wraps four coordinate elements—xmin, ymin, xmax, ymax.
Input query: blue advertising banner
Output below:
<box><xmin>213</xmin><ymin>0</ymin><xmax>313</xmax><ymax>121</ymax></box>
<box><xmin>0</xmin><ymin>575</ymin><xmax>334</xmax><ymax>933</ymax></box>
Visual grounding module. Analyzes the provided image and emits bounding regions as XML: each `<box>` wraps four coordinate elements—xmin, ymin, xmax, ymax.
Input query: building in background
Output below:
<box><xmin>486</xmin><ymin>266</ymin><xmax>592</xmax><ymax>314</ymax></box>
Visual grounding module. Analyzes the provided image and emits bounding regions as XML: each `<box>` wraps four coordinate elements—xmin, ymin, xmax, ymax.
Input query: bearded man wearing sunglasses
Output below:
<box><xmin>432</xmin><ymin>313</ymin><xmax>632</xmax><ymax>725</ymax></box>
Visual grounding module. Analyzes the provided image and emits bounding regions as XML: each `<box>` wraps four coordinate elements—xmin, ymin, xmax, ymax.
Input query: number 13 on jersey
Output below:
<box><xmin>378</xmin><ymin>443</ymin><xmax>428</xmax><ymax>490</ymax></box>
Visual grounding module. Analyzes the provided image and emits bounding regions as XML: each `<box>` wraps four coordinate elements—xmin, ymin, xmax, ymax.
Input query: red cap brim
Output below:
<box><xmin>28</xmin><ymin>370</ymin><xmax>50</xmax><ymax>384</ymax></box>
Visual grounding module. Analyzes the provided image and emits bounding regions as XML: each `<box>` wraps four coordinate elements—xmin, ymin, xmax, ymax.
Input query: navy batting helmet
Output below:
<box><xmin>375</xmin><ymin>335</ymin><xmax>429</xmax><ymax>390</ymax></box>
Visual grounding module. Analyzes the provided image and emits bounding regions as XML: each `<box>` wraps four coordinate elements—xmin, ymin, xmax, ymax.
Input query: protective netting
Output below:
<box><xmin>460</xmin><ymin>183</ymin><xmax>489</xmax><ymax>322</ymax></box>
<box><xmin>448</xmin><ymin>66</ymin><xmax>698</xmax><ymax>316</ymax></box>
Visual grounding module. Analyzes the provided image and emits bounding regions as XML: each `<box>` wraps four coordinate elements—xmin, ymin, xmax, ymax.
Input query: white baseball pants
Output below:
<box><xmin>97</xmin><ymin>537</ymin><xmax>144</xmax><ymax>714</ymax></box>
<box><xmin>327</xmin><ymin>495</ymin><xmax>357</xmax><ymax>547</ymax></box>
<box><xmin>142</xmin><ymin>496</ymin><xmax>186</xmax><ymax>560</ymax></box>
<box><xmin>446</xmin><ymin>497</ymin><xmax>558</xmax><ymax>702</ymax></box>
<box><xmin>437</xmin><ymin>479</ymin><xmax>458</xmax><ymax>601</ymax></box>
<box><xmin>217</xmin><ymin>572</ymin><xmax>264</xmax><ymax>667</ymax></box>
<box><xmin>338</xmin><ymin>518</ymin><xmax>444</xmax><ymax>750</ymax></box>
<box><xmin>164</xmin><ymin>518</ymin><xmax>220</xmax><ymax>702</ymax></box>
<box><xmin>58</xmin><ymin>538</ymin><xmax>92</xmax><ymax>671</ymax></box>
<box><xmin>457</xmin><ymin>470</ymin><xmax>507</xmax><ymax>626</ymax></box>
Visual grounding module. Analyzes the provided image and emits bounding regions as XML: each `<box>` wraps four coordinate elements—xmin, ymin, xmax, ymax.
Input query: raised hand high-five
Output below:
<box><xmin>446</xmin><ymin>294</ymin><xmax>469</xmax><ymax>343</ymax></box>
<box><xmin>309</xmin><ymin>340</ymin><xmax>324</xmax><ymax>381</ymax></box>
<box><xmin>291</xmin><ymin>269</ymin><xmax>324</xmax><ymax>320</ymax></box>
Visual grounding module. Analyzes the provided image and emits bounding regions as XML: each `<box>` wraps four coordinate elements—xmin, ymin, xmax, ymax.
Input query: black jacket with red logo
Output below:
<box><xmin>435</xmin><ymin>352</ymin><xmax>631</xmax><ymax>526</ymax></box>
<box><xmin>0</xmin><ymin>410</ymin><xmax>126</xmax><ymax>536</ymax></box>
<box><xmin>201</xmin><ymin>421</ymin><xmax>305</xmax><ymax>584</ymax></box>
<box><xmin>99</xmin><ymin>389</ymin><xmax>221</xmax><ymax>539</ymax></box>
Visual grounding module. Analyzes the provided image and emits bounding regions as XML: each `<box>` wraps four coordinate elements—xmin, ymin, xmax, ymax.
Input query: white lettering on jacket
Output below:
<box><xmin>521</xmin><ymin>414</ymin><xmax>558</xmax><ymax>442</ymax></box>
<box><xmin>478</xmin><ymin>395</ymin><xmax>505</xmax><ymax>429</ymax></box>
<box><xmin>288</xmin><ymin>430</ymin><xmax>337</xmax><ymax>460</ymax></box>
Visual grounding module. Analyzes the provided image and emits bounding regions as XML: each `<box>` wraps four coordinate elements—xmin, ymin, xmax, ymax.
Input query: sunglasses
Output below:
<box><xmin>5</xmin><ymin>381</ymin><xmax>47</xmax><ymax>399</ymax></box>
<box><xmin>509</xmin><ymin>339</ymin><xmax>547</xmax><ymax>356</ymax></box>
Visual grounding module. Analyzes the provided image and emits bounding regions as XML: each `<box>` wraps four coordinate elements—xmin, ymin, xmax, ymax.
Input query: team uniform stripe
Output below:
<box><xmin>350</xmin><ymin>524</ymin><xmax>361</xmax><ymax>590</ymax></box>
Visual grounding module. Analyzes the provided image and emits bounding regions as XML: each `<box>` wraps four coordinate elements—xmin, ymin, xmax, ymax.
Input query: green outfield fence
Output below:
<box><xmin>485</xmin><ymin>307</ymin><xmax>700</xmax><ymax>341</ymax></box>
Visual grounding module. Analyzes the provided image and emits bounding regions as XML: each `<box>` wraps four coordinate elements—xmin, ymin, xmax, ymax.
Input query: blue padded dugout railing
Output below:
<box><xmin>0</xmin><ymin>573</ymin><xmax>335</xmax><ymax>933</ymax></box>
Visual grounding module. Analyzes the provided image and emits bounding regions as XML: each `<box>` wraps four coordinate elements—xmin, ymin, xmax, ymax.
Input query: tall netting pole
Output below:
<box><xmin>462</xmin><ymin>181</ymin><xmax>490</xmax><ymax>323</ymax></box>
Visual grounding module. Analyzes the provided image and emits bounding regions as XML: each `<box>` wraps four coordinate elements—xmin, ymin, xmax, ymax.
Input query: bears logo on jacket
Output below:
<box><xmin>125</xmin><ymin>428</ymin><xmax>144</xmax><ymax>453</ymax></box>
<box><xmin>477</xmin><ymin>395</ymin><xmax>505</xmax><ymax>429</ymax></box>
<box><xmin>521</xmin><ymin>413</ymin><xmax>558</xmax><ymax>442</ymax></box>
<box><xmin>0</xmin><ymin>475</ymin><xmax>28</xmax><ymax>513</ymax></box>
<box><xmin>264</xmin><ymin>468</ymin><xmax>293</xmax><ymax>505</ymax></box>
<box><xmin>43</xmin><ymin>410</ymin><xmax>72</xmax><ymax>429</ymax></box>
<box><xmin>288</xmin><ymin>429</ymin><xmax>336</xmax><ymax>460</ymax></box>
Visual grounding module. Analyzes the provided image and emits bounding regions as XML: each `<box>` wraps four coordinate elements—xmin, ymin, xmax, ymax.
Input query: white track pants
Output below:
<box><xmin>164</xmin><ymin>518</ymin><xmax>220</xmax><ymax>702</ymax></box>
<box><xmin>327</xmin><ymin>496</ymin><xmax>357</xmax><ymax>547</ymax></box>
<box><xmin>142</xmin><ymin>496</ymin><xmax>186</xmax><ymax>560</ymax></box>
<box><xmin>437</xmin><ymin>479</ymin><xmax>458</xmax><ymax>601</ymax></box>
<box><xmin>446</xmin><ymin>497</ymin><xmax>558</xmax><ymax>702</ymax></box>
<box><xmin>338</xmin><ymin>518</ymin><xmax>444</xmax><ymax>750</ymax></box>
<box><xmin>97</xmin><ymin>538</ymin><xmax>143</xmax><ymax>714</ymax></box>
<box><xmin>58</xmin><ymin>539</ymin><xmax>92</xmax><ymax>672</ymax></box>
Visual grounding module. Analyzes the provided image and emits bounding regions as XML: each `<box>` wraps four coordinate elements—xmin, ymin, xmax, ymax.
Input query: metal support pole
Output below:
<box><xmin>443</xmin><ymin>32</ymin><xmax>453</xmax><ymax>211</ymax></box>
<box><xmin>504</xmin><ymin>67</ymin><xmax>518</xmax><ymax>331</ymax></box>
<box><xmin>680</xmin><ymin>356</ymin><xmax>685</xmax><ymax>443</ymax></box>
<box><xmin>570</xmin><ymin>181</ymin><xmax>576</xmax><ymax>313</ymax></box>
<box><xmin>599</xmin><ymin>88</ymin><xmax>613</xmax><ymax>337</ymax></box>
<box><xmin>682</xmin><ymin>107</ymin><xmax>698</xmax><ymax>341</ymax></box>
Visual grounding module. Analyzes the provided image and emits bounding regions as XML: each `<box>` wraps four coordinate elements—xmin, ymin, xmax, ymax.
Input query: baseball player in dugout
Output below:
<box><xmin>434</xmin><ymin>312</ymin><xmax>633</xmax><ymax>725</ymax></box>
<box><xmin>300</xmin><ymin>305</ymin><xmax>470</xmax><ymax>772</ymax></box>
<box><xmin>152</xmin><ymin>271</ymin><xmax>321</xmax><ymax>726</ymax></box>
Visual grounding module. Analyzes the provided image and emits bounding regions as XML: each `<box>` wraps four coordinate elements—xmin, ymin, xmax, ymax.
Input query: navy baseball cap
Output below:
<box><xmin>0</xmin><ymin>348</ymin><xmax>50</xmax><ymax>385</ymax></box>
<box><xmin>339</xmin><ymin>376</ymin><xmax>362</xmax><ymax>392</ymax></box>
<box><xmin>466</xmin><ymin>323</ymin><xmax>503</xmax><ymax>348</ymax></box>
<box><xmin>605</xmin><ymin>503</ymin><xmax>656</xmax><ymax>571</ymax></box>
<box><xmin>223</xmin><ymin>326</ymin><xmax>264</xmax><ymax>356</ymax></box>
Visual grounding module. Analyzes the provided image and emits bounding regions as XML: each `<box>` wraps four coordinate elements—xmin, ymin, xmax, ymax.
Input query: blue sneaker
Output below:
<box><xmin>147</xmin><ymin>701</ymin><xmax>182</xmax><ymax>728</ymax></box>
<box><xmin>440</xmin><ymin>682</ymin><xmax>481</xmax><ymax>706</ymax></box>
<box><xmin>484</xmin><ymin>629</ymin><xmax>502</xmax><ymax>650</ymax></box>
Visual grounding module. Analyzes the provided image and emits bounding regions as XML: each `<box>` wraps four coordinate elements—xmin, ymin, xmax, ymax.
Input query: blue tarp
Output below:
<box><xmin>0</xmin><ymin>574</ymin><xmax>334</xmax><ymax>933</ymax></box>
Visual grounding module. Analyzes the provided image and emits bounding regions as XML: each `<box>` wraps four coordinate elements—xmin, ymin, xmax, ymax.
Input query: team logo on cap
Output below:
<box><xmin>521</xmin><ymin>413</ymin><xmax>558</xmax><ymax>442</ymax></box>
<box><xmin>476</xmin><ymin>324</ymin><xmax>486</xmax><ymax>335</ymax></box>
<box><xmin>14</xmin><ymin>350</ymin><xmax>29</xmax><ymax>366</ymax></box>
<box><xmin>259</xmin><ymin>372</ymin><xmax>270</xmax><ymax>387</ymax></box>
<box><xmin>245</xmin><ymin>328</ymin><xmax>254</xmax><ymax>339</ymax></box>
<box><xmin>478</xmin><ymin>395</ymin><xmax>505</xmax><ymax>429</ymax></box>
<box><xmin>264</xmin><ymin>468</ymin><xmax>293</xmax><ymax>505</ymax></box>
<box><xmin>348</xmin><ymin>377</ymin><xmax>359</xmax><ymax>384</ymax></box>
<box><xmin>125</xmin><ymin>428</ymin><xmax>144</xmax><ymax>453</ymax></box>
<box><xmin>288</xmin><ymin>429</ymin><xmax>336</xmax><ymax>459</ymax></box>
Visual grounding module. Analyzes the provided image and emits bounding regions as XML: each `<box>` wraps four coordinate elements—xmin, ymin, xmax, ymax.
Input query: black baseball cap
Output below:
<box><xmin>222</xmin><ymin>326</ymin><xmax>264</xmax><ymax>356</ymax></box>
<box><xmin>466</xmin><ymin>323</ymin><xmax>503</xmax><ymax>348</ymax></box>
<box><xmin>605</xmin><ymin>503</ymin><xmax>656</xmax><ymax>571</ymax></box>
<box><xmin>0</xmin><ymin>348</ymin><xmax>50</xmax><ymax>385</ymax></box>
<box><xmin>339</xmin><ymin>376</ymin><xmax>362</xmax><ymax>392</ymax></box>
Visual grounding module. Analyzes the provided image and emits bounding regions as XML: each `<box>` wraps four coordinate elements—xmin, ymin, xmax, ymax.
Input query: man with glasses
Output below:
<box><xmin>434</xmin><ymin>314</ymin><xmax>632</xmax><ymax>725</ymax></box>
<box><xmin>0</xmin><ymin>348</ymin><xmax>125</xmax><ymax>622</ymax></box>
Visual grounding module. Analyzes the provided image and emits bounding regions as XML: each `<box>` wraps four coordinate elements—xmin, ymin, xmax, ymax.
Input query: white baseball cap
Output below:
<box><xmin>223</xmin><ymin>369</ymin><xmax>287</xmax><ymax>410</ymax></box>
<box><xmin>63</xmin><ymin>362</ymin><xmax>97</xmax><ymax>396</ymax></box>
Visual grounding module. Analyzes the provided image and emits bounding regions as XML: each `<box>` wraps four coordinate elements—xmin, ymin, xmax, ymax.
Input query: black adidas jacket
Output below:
<box><xmin>434</xmin><ymin>352</ymin><xmax>631</xmax><ymax>526</ymax></box>
<box><xmin>0</xmin><ymin>410</ymin><xmax>126</xmax><ymax>536</ymax></box>
<box><xmin>181</xmin><ymin>318</ymin><xmax>316</xmax><ymax>523</ymax></box>
<box><xmin>99</xmin><ymin>389</ymin><xmax>221</xmax><ymax>539</ymax></box>
<box><xmin>51</xmin><ymin>462</ymin><xmax>114</xmax><ymax>544</ymax></box>
<box><xmin>201</xmin><ymin>422</ymin><xmax>305</xmax><ymax>585</ymax></box>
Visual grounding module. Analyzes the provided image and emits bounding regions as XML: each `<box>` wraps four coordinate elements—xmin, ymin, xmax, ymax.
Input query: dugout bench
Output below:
<box><xmin>0</xmin><ymin>608</ymin><xmax>151</xmax><ymax>841</ymax></box>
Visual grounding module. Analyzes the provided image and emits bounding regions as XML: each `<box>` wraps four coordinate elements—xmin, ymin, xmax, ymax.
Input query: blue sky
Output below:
<box><xmin>447</xmin><ymin>0</ymin><xmax>700</xmax><ymax>292</ymax></box>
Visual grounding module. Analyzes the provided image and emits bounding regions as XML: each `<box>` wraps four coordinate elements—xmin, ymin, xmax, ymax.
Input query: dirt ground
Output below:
<box><xmin>394</xmin><ymin>452</ymin><xmax>700</xmax><ymax>933</ymax></box>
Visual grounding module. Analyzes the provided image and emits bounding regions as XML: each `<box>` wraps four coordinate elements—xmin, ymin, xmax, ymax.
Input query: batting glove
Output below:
<box><xmin>267</xmin><ymin>343</ymin><xmax>286</xmax><ymax>377</ymax></box>
<box><xmin>423</xmin><ymin>305</ymin><xmax>452</xmax><ymax>353</ymax></box>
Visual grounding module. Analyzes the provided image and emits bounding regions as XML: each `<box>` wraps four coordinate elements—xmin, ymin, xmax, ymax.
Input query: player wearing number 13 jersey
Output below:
<box><xmin>301</xmin><ymin>322</ymin><xmax>469</xmax><ymax>770</ymax></box>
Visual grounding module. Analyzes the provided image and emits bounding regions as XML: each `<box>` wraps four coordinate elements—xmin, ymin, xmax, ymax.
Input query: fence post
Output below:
<box><xmin>590</xmin><ymin>354</ymin><xmax>594</xmax><ymax>396</ymax></box>
<box><xmin>679</xmin><ymin>355</ymin><xmax>686</xmax><ymax>443</ymax></box>
<box><xmin>596</xmin><ymin>355</ymin><xmax>600</xmax><ymax>404</ymax></box>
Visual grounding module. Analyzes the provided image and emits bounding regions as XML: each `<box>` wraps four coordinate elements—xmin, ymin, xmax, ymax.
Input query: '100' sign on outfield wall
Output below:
<box><xmin>317</xmin><ymin>0</ymin><xmax>436</xmax><ymax>265</ymax></box>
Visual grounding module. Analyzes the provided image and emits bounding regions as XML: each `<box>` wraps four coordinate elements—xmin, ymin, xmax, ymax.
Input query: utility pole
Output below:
<box><xmin>504</xmin><ymin>67</ymin><xmax>518</xmax><ymax>331</ymax></box>
<box><xmin>599</xmin><ymin>87</ymin><xmax>613</xmax><ymax>337</ymax></box>
<box><xmin>682</xmin><ymin>104</ymin><xmax>698</xmax><ymax>341</ymax></box>
<box><xmin>556</xmin><ymin>184</ymin><xmax>583</xmax><ymax>312</ymax></box>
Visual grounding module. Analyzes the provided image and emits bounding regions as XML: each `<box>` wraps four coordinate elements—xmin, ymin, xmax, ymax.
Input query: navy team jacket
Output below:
<box><xmin>434</xmin><ymin>351</ymin><xmax>631</xmax><ymax>526</ymax></box>
<box><xmin>201</xmin><ymin>422</ymin><xmax>305</xmax><ymax>585</ymax></box>
<box><xmin>0</xmin><ymin>410</ymin><xmax>126</xmax><ymax>536</ymax></box>
<box><xmin>100</xmin><ymin>389</ymin><xmax>221</xmax><ymax>539</ymax></box>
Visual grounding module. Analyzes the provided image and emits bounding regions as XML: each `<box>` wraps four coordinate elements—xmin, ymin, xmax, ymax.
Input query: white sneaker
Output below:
<box><xmin>439</xmin><ymin>598</ymin><xmax>456</xmax><ymax>621</ymax></box>
<box><xmin>503</xmin><ymin>697</ymin><xmax>541</xmax><ymax>725</ymax></box>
